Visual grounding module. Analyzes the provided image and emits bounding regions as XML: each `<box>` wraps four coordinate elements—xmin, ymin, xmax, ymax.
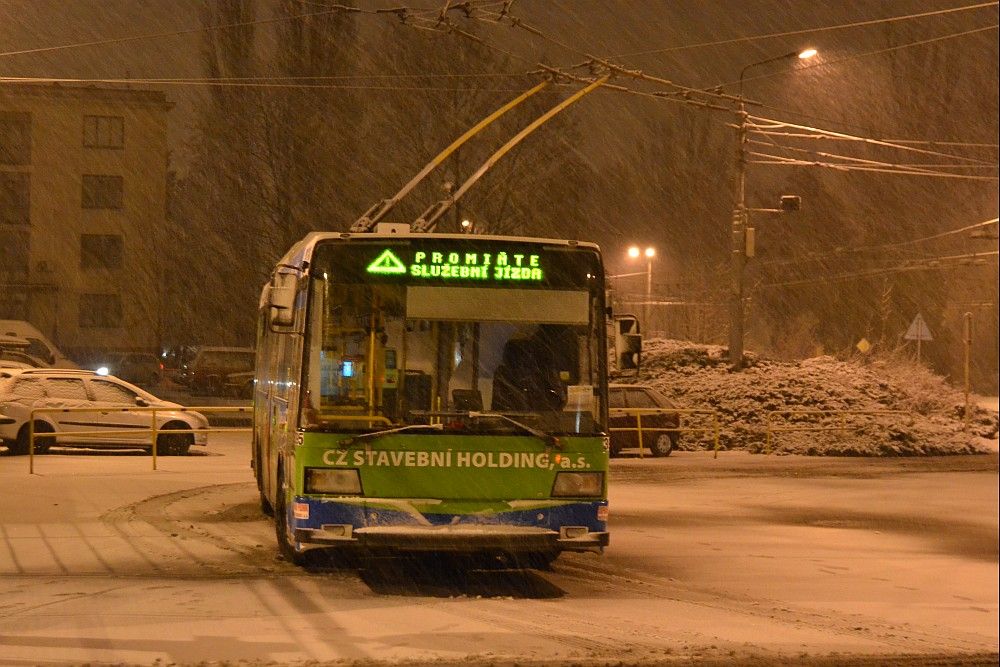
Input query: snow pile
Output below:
<box><xmin>635</xmin><ymin>339</ymin><xmax>999</xmax><ymax>456</ymax></box>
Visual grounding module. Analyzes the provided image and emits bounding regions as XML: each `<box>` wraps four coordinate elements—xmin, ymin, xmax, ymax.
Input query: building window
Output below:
<box><xmin>83</xmin><ymin>115</ymin><xmax>124</xmax><ymax>149</ymax></box>
<box><xmin>0</xmin><ymin>229</ymin><xmax>29</xmax><ymax>278</ymax></box>
<box><xmin>0</xmin><ymin>111</ymin><xmax>31</xmax><ymax>165</ymax></box>
<box><xmin>79</xmin><ymin>293</ymin><xmax>122</xmax><ymax>328</ymax></box>
<box><xmin>81</xmin><ymin>175</ymin><xmax>123</xmax><ymax>209</ymax></box>
<box><xmin>80</xmin><ymin>234</ymin><xmax>123</xmax><ymax>269</ymax></box>
<box><xmin>0</xmin><ymin>172</ymin><xmax>30</xmax><ymax>225</ymax></box>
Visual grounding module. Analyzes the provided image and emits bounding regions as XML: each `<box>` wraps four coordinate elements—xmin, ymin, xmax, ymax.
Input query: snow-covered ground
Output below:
<box><xmin>636</xmin><ymin>339</ymin><xmax>999</xmax><ymax>456</ymax></box>
<box><xmin>0</xmin><ymin>433</ymin><xmax>996</xmax><ymax>666</ymax></box>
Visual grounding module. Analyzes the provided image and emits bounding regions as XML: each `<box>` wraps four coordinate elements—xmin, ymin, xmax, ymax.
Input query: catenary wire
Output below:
<box><xmin>759</xmin><ymin>219</ymin><xmax>1000</xmax><ymax>269</ymax></box>
<box><xmin>746</xmin><ymin>151</ymin><xmax>1000</xmax><ymax>180</ymax></box>
<box><xmin>609</xmin><ymin>0</ymin><xmax>999</xmax><ymax>58</ymax></box>
<box><xmin>761</xmin><ymin>251</ymin><xmax>999</xmax><ymax>288</ymax></box>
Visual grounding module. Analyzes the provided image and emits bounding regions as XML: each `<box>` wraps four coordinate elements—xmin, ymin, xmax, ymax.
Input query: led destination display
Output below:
<box><xmin>367</xmin><ymin>248</ymin><xmax>544</xmax><ymax>282</ymax></box>
<box><xmin>312</xmin><ymin>239</ymin><xmax>602</xmax><ymax>290</ymax></box>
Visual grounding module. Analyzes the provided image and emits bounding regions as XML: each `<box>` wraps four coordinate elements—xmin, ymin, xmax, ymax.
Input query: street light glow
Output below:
<box><xmin>798</xmin><ymin>48</ymin><xmax>817</xmax><ymax>60</ymax></box>
<box><xmin>644</xmin><ymin>247</ymin><xmax>656</xmax><ymax>258</ymax></box>
<box><xmin>627</xmin><ymin>246</ymin><xmax>640</xmax><ymax>259</ymax></box>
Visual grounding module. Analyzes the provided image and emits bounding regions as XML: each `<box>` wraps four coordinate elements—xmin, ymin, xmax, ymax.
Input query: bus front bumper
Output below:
<box><xmin>294</xmin><ymin>523</ymin><xmax>609</xmax><ymax>552</ymax></box>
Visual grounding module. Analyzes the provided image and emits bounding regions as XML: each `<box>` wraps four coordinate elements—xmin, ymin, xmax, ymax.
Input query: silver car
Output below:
<box><xmin>0</xmin><ymin>368</ymin><xmax>208</xmax><ymax>456</ymax></box>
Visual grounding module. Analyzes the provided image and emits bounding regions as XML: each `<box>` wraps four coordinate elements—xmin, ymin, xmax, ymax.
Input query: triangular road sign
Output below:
<box><xmin>904</xmin><ymin>313</ymin><xmax>933</xmax><ymax>341</ymax></box>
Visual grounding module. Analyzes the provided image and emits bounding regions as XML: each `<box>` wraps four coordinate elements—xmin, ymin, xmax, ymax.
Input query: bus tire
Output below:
<box><xmin>260</xmin><ymin>492</ymin><xmax>274</xmax><ymax>517</ymax></box>
<box><xmin>651</xmin><ymin>433</ymin><xmax>674</xmax><ymax>457</ymax></box>
<box><xmin>506</xmin><ymin>550</ymin><xmax>559</xmax><ymax>570</ymax></box>
<box><xmin>275</xmin><ymin>467</ymin><xmax>306</xmax><ymax>565</ymax></box>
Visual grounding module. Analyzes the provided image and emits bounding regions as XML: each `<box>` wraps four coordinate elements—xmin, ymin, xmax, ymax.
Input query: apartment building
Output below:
<box><xmin>1</xmin><ymin>83</ymin><xmax>170</xmax><ymax>359</ymax></box>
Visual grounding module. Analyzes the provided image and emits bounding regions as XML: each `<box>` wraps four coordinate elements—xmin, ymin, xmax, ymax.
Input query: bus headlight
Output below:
<box><xmin>305</xmin><ymin>468</ymin><xmax>362</xmax><ymax>495</ymax></box>
<box><xmin>551</xmin><ymin>471</ymin><xmax>603</xmax><ymax>498</ymax></box>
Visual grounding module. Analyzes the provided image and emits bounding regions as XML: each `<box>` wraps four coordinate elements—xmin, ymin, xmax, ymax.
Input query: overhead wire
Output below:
<box><xmin>746</xmin><ymin>152</ymin><xmax>999</xmax><ymax>180</ymax></box>
<box><xmin>759</xmin><ymin>219</ymin><xmax>1000</xmax><ymax>269</ymax></box>
<box><xmin>608</xmin><ymin>0</ymin><xmax>999</xmax><ymax>58</ymax></box>
<box><xmin>0</xmin><ymin>74</ymin><xmax>546</xmax><ymax>92</ymax></box>
<box><xmin>761</xmin><ymin>250</ymin><xmax>999</xmax><ymax>288</ymax></box>
<box><xmin>5</xmin><ymin>0</ymin><xmax>993</xmax><ymax>169</ymax></box>
<box><xmin>0</xmin><ymin>5</ymin><xmax>396</xmax><ymax>59</ymax></box>
<box><xmin>748</xmin><ymin>130</ymin><xmax>998</xmax><ymax>151</ymax></box>
<box><xmin>732</xmin><ymin>23</ymin><xmax>999</xmax><ymax>90</ymax></box>
<box><xmin>747</xmin><ymin>116</ymin><xmax>998</xmax><ymax>166</ymax></box>
<box><xmin>744</xmin><ymin>138</ymin><xmax>999</xmax><ymax>178</ymax></box>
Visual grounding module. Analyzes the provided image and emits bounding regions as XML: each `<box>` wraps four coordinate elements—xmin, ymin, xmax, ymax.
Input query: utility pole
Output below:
<box><xmin>729</xmin><ymin>103</ymin><xmax>749</xmax><ymax>370</ymax></box>
<box><xmin>729</xmin><ymin>48</ymin><xmax>816</xmax><ymax>370</ymax></box>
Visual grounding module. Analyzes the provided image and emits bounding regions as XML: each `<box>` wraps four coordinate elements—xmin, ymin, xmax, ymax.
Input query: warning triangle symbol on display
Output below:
<box><xmin>366</xmin><ymin>249</ymin><xmax>407</xmax><ymax>275</ymax></box>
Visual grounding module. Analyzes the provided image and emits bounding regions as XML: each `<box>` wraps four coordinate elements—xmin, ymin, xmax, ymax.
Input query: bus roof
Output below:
<box><xmin>275</xmin><ymin>230</ymin><xmax>602</xmax><ymax>274</ymax></box>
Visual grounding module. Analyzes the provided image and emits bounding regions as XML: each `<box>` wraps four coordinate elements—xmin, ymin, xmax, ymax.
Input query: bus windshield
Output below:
<box><xmin>300</xmin><ymin>240</ymin><xmax>606</xmax><ymax>436</ymax></box>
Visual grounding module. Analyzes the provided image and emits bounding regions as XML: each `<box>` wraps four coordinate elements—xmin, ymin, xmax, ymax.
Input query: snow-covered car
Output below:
<box><xmin>0</xmin><ymin>368</ymin><xmax>209</xmax><ymax>456</ymax></box>
<box><xmin>0</xmin><ymin>354</ymin><xmax>40</xmax><ymax>370</ymax></box>
<box><xmin>0</xmin><ymin>335</ymin><xmax>47</xmax><ymax>368</ymax></box>
<box><xmin>608</xmin><ymin>383</ymin><xmax>680</xmax><ymax>457</ymax></box>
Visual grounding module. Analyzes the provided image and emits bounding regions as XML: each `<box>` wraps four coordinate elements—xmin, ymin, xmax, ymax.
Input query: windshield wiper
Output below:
<box><xmin>339</xmin><ymin>423</ymin><xmax>442</xmax><ymax>448</ymax></box>
<box><xmin>467</xmin><ymin>411</ymin><xmax>562</xmax><ymax>449</ymax></box>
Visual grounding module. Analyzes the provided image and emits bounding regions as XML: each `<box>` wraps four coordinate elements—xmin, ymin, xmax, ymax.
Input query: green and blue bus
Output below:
<box><xmin>253</xmin><ymin>228</ymin><xmax>610</xmax><ymax>566</ymax></box>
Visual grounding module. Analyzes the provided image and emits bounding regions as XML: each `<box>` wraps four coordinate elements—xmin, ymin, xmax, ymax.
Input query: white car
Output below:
<box><xmin>0</xmin><ymin>368</ymin><xmax>209</xmax><ymax>456</ymax></box>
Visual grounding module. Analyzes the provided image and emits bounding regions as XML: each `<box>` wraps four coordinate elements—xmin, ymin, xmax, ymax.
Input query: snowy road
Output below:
<box><xmin>0</xmin><ymin>435</ymin><xmax>997</xmax><ymax>666</ymax></box>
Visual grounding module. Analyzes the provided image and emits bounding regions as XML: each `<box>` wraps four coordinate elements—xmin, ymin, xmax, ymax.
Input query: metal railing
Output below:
<box><xmin>608</xmin><ymin>407</ymin><xmax>722</xmax><ymax>458</ymax></box>
<box><xmin>764</xmin><ymin>409</ymin><xmax>909</xmax><ymax>454</ymax></box>
<box><xmin>26</xmin><ymin>405</ymin><xmax>252</xmax><ymax>474</ymax></box>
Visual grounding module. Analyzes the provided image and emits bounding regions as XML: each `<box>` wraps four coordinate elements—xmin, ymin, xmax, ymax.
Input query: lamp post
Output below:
<box><xmin>628</xmin><ymin>245</ymin><xmax>656</xmax><ymax>333</ymax></box>
<box><xmin>729</xmin><ymin>48</ymin><xmax>816</xmax><ymax>369</ymax></box>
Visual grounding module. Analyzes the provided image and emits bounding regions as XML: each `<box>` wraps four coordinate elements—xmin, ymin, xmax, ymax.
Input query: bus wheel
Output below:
<box><xmin>260</xmin><ymin>492</ymin><xmax>274</xmax><ymax>517</ymax></box>
<box><xmin>275</xmin><ymin>469</ymin><xmax>306</xmax><ymax>565</ymax></box>
<box><xmin>505</xmin><ymin>550</ymin><xmax>559</xmax><ymax>570</ymax></box>
<box><xmin>651</xmin><ymin>433</ymin><xmax>674</xmax><ymax>457</ymax></box>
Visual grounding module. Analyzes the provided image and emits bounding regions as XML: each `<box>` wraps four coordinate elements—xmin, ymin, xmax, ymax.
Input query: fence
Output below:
<box><xmin>608</xmin><ymin>407</ymin><xmax>722</xmax><ymax>458</ymax></box>
<box><xmin>26</xmin><ymin>405</ymin><xmax>253</xmax><ymax>474</ymax></box>
<box><xmin>764</xmin><ymin>409</ymin><xmax>909</xmax><ymax>454</ymax></box>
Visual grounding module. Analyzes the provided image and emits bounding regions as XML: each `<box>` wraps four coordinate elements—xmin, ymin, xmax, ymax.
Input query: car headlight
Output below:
<box><xmin>305</xmin><ymin>467</ymin><xmax>363</xmax><ymax>495</ymax></box>
<box><xmin>551</xmin><ymin>471</ymin><xmax>604</xmax><ymax>498</ymax></box>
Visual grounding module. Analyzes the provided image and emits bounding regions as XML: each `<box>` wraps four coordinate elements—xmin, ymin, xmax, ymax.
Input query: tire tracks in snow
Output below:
<box><xmin>547</xmin><ymin>554</ymin><xmax>994</xmax><ymax>655</ymax></box>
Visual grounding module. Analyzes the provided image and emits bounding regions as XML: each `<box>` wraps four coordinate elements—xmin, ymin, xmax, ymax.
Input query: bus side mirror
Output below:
<box><xmin>267</xmin><ymin>284</ymin><xmax>295</xmax><ymax>327</ymax></box>
<box><xmin>619</xmin><ymin>333</ymin><xmax>642</xmax><ymax>371</ymax></box>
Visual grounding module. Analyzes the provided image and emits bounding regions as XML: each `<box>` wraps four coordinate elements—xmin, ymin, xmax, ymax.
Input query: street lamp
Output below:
<box><xmin>628</xmin><ymin>245</ymin><xmax>656</xmax><ymax>333</ymax></box>
<box><xmin>729</xmin><ymin>48</ymin><xmax>817</xmax><ymax>369</ymax></box>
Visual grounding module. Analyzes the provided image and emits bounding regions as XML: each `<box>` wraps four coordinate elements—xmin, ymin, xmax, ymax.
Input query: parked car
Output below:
<box><xmin>92</xmin><ymin>352</ymin><xmax>163</xmax><ymax>387</ymax></box>
<box><xmin>0</xmin><ymin>368</ymin><xmax>209</xmax><ymax>456</ymax></box>
<box><xmin>223</xmin><ymin>371</ymin><xmax>255</xmax><ymax>399</ymax></box>
<box><xmin>608</xmin><ymin>383</ymin><xmax>680</xmax><ymax>457</ymax></box>
<box><xmin>0</xmin><ymin>335</ymin><xmax>47</xmax><ymax>368</ymax></box>
<box><xmin>181</xmin><ymin>347</ymin><xmax>255</xmax><ymax>395</ymax></box>
<box><xmin>0</xmin><ymin>320</ymin><xmax>77</xmax><ymax>368</ymax></box>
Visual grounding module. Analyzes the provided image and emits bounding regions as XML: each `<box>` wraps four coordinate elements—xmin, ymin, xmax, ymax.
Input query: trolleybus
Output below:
<box><xmin>253</xmin><ymin>227</ymin><xmax>610</xmax><ymax>566</ymax></box>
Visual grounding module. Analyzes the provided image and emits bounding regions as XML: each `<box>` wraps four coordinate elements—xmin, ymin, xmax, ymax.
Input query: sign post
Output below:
<box><xmin>904</xmin><ymin>313</ymin><xmax>933</xmax><ymax>362</ymax></box>
<box><xmin>964</xmin><ymin>312</ymin><xmax>973</xmax><ymax>432</ymax></box>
